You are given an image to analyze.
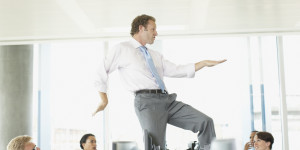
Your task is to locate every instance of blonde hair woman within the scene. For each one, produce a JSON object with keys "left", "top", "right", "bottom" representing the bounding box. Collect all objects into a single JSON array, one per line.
[{"left": 7, "top": 135, "right": 40, "bottom": 150}]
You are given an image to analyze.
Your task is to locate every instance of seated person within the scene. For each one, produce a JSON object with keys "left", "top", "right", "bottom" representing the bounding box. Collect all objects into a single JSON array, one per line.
[
  {"left": 7, "top": 135, "right": 40, "bottom": 150},
  {"left": 80, "top": 133, "right": 97, "bottom": 150},
  {"left": 244, "top": 130, "right": 258, "bottom": 150},
  {"left": 253, "top": 131, "right": 274, "bottom": 150}
]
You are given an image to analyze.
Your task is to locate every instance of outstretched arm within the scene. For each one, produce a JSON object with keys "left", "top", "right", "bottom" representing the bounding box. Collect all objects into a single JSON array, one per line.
[
  {"left": 195, "top": 59, "right": 227, "bottom": 72},
  {"left": 92, "top": 92, "right": 109, "bottom": 116}
]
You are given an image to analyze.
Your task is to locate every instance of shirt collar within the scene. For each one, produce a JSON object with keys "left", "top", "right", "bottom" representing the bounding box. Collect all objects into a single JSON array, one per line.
[{"left": 130, "top": 37, "right": 146, "bottom": 49}]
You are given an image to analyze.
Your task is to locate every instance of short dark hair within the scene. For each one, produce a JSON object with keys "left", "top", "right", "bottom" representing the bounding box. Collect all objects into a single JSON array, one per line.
[
  {"left": 130, "top": 14, "right": 156, "bottom": 36},
  {"left": 256, "top": 132, "right": 274, "bottom": 149},
  {"left": 80, "top": 133, "right": 95, "bottom": 149}
]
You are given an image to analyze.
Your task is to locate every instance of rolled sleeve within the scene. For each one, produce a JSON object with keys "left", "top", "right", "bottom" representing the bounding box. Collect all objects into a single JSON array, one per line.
[
  {"left": 94, "top": 64, "right": 108, "bottom": 93},
  {"left": 94, "top": 45, "right": 119, "bottom": 93},
  {"left": 95, "top": 83, "right": 107, "bottom": 93},
  {"left": 186, "top": 63, "right": 195, "bottom": 78},
  {"left": 163, "top": 58, "right": 196, "bottom": 78}
]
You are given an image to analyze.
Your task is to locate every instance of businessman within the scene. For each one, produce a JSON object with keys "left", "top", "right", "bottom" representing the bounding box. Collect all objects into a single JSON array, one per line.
[{"left": 94, "top": 14, "right": 226, "bottom": 150}]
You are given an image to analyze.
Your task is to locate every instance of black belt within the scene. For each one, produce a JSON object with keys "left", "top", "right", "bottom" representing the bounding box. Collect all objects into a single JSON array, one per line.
[{"left": 135, "top": 89, "right": 168, "bottom": 95}]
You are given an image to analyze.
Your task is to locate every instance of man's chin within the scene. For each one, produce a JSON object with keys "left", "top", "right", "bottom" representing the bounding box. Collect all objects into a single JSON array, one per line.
[{"left": 148, "top": 41, "right": 154, "bottom": 44}]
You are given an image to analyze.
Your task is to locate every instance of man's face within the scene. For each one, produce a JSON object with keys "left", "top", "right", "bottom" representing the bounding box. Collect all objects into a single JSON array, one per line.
[
  {"left": 250, "top": 131, "right": 257, "bottom": 143},
  {"left": 24, "top": 142, "right": 40, "bottom": 150},
  {"left": 141, "top": 20, "right": 158, "bottom": 44},
  {"left": 82, "top": 136, "right": 97, "bottom": 150}
]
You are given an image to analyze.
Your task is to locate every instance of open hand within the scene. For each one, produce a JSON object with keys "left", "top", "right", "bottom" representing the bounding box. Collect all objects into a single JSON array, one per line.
[{"left": 204, "top": 59, "right": 227, "bottom": 67}]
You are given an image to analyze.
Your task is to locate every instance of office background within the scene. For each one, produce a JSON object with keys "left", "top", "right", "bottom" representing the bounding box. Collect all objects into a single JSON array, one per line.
[{"left": 1, "top": 0, "right": 300, "bottom": 150}]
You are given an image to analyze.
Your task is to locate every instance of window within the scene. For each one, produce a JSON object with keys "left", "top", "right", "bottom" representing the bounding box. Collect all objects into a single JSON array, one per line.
[
  {"left": 282, "top": 36, "right": 300, "bottom": 150},
  {"left": 39, "top": 42, "right": 105, "bottom": 150},
  {"left": 36, "top": 36, "right": 299, "bottom": 150}
]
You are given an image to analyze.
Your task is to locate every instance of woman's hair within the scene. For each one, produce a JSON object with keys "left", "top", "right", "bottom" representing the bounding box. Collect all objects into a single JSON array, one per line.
[
  {"left": 80, "top": 133, "right": 95, "bottom": 149},
  {"left": 7, "top": 135, "right": 32, "bottom": 150},
  {"left": 130, "top": 14, "right": 156, "bottom": 36},
  {"left": 256, "top": 132, "right": 274, "bottom": 149}
]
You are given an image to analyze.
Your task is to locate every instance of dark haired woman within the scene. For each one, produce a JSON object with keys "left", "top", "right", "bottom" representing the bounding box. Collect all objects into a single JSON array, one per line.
[
  {"left": 253, "top": 132, "right": 274, "bottom": 150},
  {"left": 80, "top": 133, "right": 97, "bottom": 150}
]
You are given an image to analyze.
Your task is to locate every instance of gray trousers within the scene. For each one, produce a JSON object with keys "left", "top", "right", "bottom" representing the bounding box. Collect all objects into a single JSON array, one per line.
[{"left": 134, "top": 93, "right": 216, "bottom": 150}]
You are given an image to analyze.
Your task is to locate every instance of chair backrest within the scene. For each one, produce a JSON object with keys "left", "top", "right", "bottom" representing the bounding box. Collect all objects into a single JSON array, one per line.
[
  {"left": 144, "top": 129, "right": 161, "bottom": 150},
  {"left": 211, "top": 139, "right": 236, "bottom": 150},
  {"left": 112, "top": 141, "right": 138, "bottom": 150}
]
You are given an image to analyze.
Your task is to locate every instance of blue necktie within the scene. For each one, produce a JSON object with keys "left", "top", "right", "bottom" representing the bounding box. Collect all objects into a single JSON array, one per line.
[{"left": 139, "top": 46, "right": 166, "bottom": 92}]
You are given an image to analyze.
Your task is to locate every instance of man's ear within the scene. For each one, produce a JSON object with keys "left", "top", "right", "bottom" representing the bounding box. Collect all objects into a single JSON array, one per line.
[
  {"left": 139, "top": 25, "right": 144, "bottom": 31},
  {"left": 82, "top": 143, "right": 86, "bottom": 149}
]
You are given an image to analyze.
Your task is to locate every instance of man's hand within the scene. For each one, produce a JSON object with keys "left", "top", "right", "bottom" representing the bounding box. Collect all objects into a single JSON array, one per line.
[
  {"left": 204, "top": 59, "right": 227, "bottom": 67},
  {"left": 92, "top": 102, "right": 107, "bottom": 116},
  {"left": 195, "top": 59, "right": 227, "bottom": 71},
  {"left": 92, "top": 92, "right": 108, "bottom": 116}
]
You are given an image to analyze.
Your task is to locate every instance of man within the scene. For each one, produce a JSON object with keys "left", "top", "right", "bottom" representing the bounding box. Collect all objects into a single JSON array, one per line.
[
  {"left": 93, "top": 14, "right": 226, "bottom": 150},
  {"left": 244, "top": 131, "right": 258, "bottom": 150},
  {"left": 7, "top": 135, "right": 40, "bottom": 150}
]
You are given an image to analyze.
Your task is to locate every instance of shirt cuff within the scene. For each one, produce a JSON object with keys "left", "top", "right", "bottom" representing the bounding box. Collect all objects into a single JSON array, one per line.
[
  {"left": 94, "top": 82, "right": 107, "bottom": 93},
  {"left": 186, "top": 63, "right": 195, "bottom": 78}
]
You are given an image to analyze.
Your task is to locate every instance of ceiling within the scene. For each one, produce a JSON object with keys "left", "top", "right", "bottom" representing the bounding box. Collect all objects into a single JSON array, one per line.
[{"left": 1, "top": 0, "right": 300, "bottom": 43}]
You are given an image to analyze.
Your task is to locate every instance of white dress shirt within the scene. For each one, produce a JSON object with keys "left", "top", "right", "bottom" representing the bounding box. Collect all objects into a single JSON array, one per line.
[{"left": 95, "top": 38, "right": 195, "bottom": 93}]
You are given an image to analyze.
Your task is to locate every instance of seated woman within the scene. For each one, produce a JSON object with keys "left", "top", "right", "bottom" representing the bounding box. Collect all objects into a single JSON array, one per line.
[
  {"left": 80, "top": 133, "right": 97, "bottom": 150},
  {"left": 253, "top": 131, "right": 274, "bottom": 150},
  {"left": 7, "top": 135, "right": 40, "bottom": 150}
]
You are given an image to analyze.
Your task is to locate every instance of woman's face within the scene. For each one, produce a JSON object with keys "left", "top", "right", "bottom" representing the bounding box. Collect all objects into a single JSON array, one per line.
[
  {"left": 253, "top": 135, "right": 271, "bottom": 150},
  {"left": 82, "top": 136, "right": 97, "bottom": 150},
  {"left": 24, "top": 142, "right": 40, "bottom": 150}
]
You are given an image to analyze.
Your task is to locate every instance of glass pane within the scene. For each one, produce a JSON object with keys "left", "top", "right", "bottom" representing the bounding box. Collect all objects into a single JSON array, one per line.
[
  {"left": 248, "top": 37, "right": 264, "bottom": 132},
  {"left": 160, "top": 37, "right": 250, "bottom": 149},
  {"left": 282, "top": 35, "right": 300, "bottom": 150},
  {"left": 41, "top": 41, "right": 105, "bottom": 150},
  {"left": 260, "top": 36, "right": 282, "bottom": 150}
]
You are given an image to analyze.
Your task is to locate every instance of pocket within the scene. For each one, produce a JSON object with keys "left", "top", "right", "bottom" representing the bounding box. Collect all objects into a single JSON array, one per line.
[
  {"left": 137, "top": 98, "right": 156, "bottom": 111},
  {"left": 135, "top": 94, "right": 165, "bottom": 111},
  {"left": 134, "top": 95, "right": 141, "bottom": 111},
  {"left": 134, "top": 95, "right": 155, "bottom": 111}
]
